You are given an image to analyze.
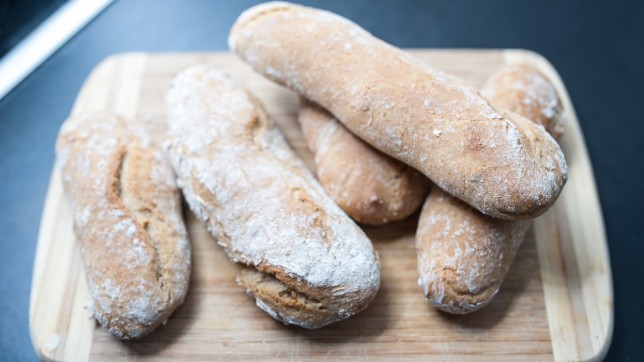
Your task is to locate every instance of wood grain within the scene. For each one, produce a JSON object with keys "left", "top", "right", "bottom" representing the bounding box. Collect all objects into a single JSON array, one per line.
[{"left": 29, "top": 50, "right": 612, "bottom": 361}]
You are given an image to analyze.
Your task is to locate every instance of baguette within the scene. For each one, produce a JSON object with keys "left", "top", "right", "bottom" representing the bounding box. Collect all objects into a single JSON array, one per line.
[
  {"left": 229, "top": 2, "right": 568, "bottom": 220},
  {"left": 56, "top": 113, "right": 191, "bottom": 339},
  {"left": 298, "top": 98, "right": 430, "bottom": 225},
  {"left": 416, "top": 64, "right": 565, "bottom": 314},
  {"left": 165, "top": 65, "right": 380, "bottom": 328}
]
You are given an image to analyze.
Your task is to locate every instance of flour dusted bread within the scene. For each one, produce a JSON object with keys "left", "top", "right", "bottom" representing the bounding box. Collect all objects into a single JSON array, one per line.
[
  {"left": 482, "top": 64, "right": 565, "bottom": 138},
  {"left": 416, "top": 188, "right": 529, "bottom": 314},
  {"left": 229, "top": 1, "right": 567, "bottom": 220},
  {"left": 56, "top": 113, "right": 191, "bottom": 340},
  {"left": 416, "top": 64, "right": 566, "bottom": 314},
  {"left": 298, "top": 98, "right": 430, "bottom": 225},
  {"left": 165, "top": 65, "right": 380, "bottom": 328}
]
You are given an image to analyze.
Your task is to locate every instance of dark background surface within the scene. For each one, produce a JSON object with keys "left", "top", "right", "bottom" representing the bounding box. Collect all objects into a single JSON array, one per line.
[
  {"left": 1, "top": 0, "right": 642, "bottom": 360},
  {"left": 0, "top": 0, "right": 67, "bottom": 57}
]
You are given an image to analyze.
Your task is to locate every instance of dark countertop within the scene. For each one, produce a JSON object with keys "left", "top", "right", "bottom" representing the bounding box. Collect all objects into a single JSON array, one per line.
[{"left": 1, "top": 0, "right": 642, "bottom": 360}]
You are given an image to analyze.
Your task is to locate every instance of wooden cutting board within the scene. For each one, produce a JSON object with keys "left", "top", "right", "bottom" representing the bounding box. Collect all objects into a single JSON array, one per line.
[{"left": 29, "top": 50, "right": 613, "bottom": 361}]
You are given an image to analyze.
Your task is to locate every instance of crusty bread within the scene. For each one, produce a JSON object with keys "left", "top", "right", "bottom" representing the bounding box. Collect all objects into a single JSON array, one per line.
[
  {"left": 229, "top": 1, "right": 568, "bottom": 220},
  {"left": 298, "top": 98, "right": 430, "bottom": 225},
  {"left": 416, "top": 65, "right": 565, "bottom": 314},
  {"left": 165, "top": 65, "right": 380, "bottom": 328},
  {"left": 416, "top": 188, "right": 530, "bottom": 314},
  {"left": 56, "top": 113, "right": 191, "bottom": 339},
  {"left": 481, "top": 64, "right": 565, "bottom": 138}
]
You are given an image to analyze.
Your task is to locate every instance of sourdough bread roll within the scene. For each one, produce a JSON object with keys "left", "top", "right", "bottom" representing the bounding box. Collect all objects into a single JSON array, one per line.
[
  {"left": 416, "top": 188, "right": 530, "bottom": 314},
  {"left": 481, "top": 64, "right": 565, "bottom": 138},
  {"left": 416, "top": 65, "right": 565, "bottom": 314},
  {"left": 229, "top": 1, "right": 568, "bottom": 220},
  {"left": 298, "top": 98, "right": 430, "bottom": 225},
  {"left": 56, "top": 113, "right": 191, "bottom": 340},
  {"left": 165, "top": 65, "right": 380, "bottom": 329}
]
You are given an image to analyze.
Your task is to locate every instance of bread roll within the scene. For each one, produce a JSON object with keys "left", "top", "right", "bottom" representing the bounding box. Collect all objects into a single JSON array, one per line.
[
  {"left": 56, "top": 113, "right": 191, "bottom": 339},
  {"left": 298, "top": 98, "right": 430, "bottom": 225},
  {"left": 229, "top": 1, "right": 567, "bottom": 220},
  {"left": 416, "top": 188, "right": 530, "bottom": 313},
  {"left": 165, "top": 65, "right": 380, "bottom": 329},
  {"left": 416, "top": 64, "right": 565, "bottom": 314},
  {"left": 481, "top": 64, "right": 565, "bottom": 138}
]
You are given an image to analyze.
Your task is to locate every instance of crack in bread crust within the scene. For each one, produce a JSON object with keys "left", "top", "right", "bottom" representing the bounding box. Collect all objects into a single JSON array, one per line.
[
  {"left": 56, "top": 113, "right": 190, "bottom": 340},
  {"left": 237, "top": 267, "right": 333, "bottom": 328}
]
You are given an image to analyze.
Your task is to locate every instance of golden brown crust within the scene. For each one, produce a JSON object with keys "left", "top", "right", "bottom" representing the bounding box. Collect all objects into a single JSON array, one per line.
[
  {"left": 298, "top": 98, "right": 430, "bottom": 225},
  {"left": 229, "top": 2, "right": 567, "bottom": 220},
  {"left": 165, "top": 65, "right": 380, "bottom": 329},
  {"left": 415, "top": 64, "right": 565, "bottom": 314},
  {"left": 415, "top": 188, "right": 529, "bottom": 314},
  {"left": 481, "top": 64, "right": 565, "bottom": 139},
  {"left": 56, "top": 113, "right": 191, "bottom": 340}
]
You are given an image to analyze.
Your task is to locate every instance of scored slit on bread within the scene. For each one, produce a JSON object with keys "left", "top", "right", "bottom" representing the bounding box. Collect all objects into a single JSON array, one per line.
[{"left": 56, "top": 113, "right": 191, "bottom": 339}]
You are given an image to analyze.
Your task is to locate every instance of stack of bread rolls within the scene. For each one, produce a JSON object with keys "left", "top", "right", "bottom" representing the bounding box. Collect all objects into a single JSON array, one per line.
[
  {"left": 229, "top": 2, "right": 567, "bottom": 221},
  {"left": 415, "top": 64, "right": 566, "bottom": 313},
  {"left": 55, "top": 1, "right": 568, "bottom": 339},
  {"left": 228, "top": 1, "right": 567, "bottom": 315}
]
